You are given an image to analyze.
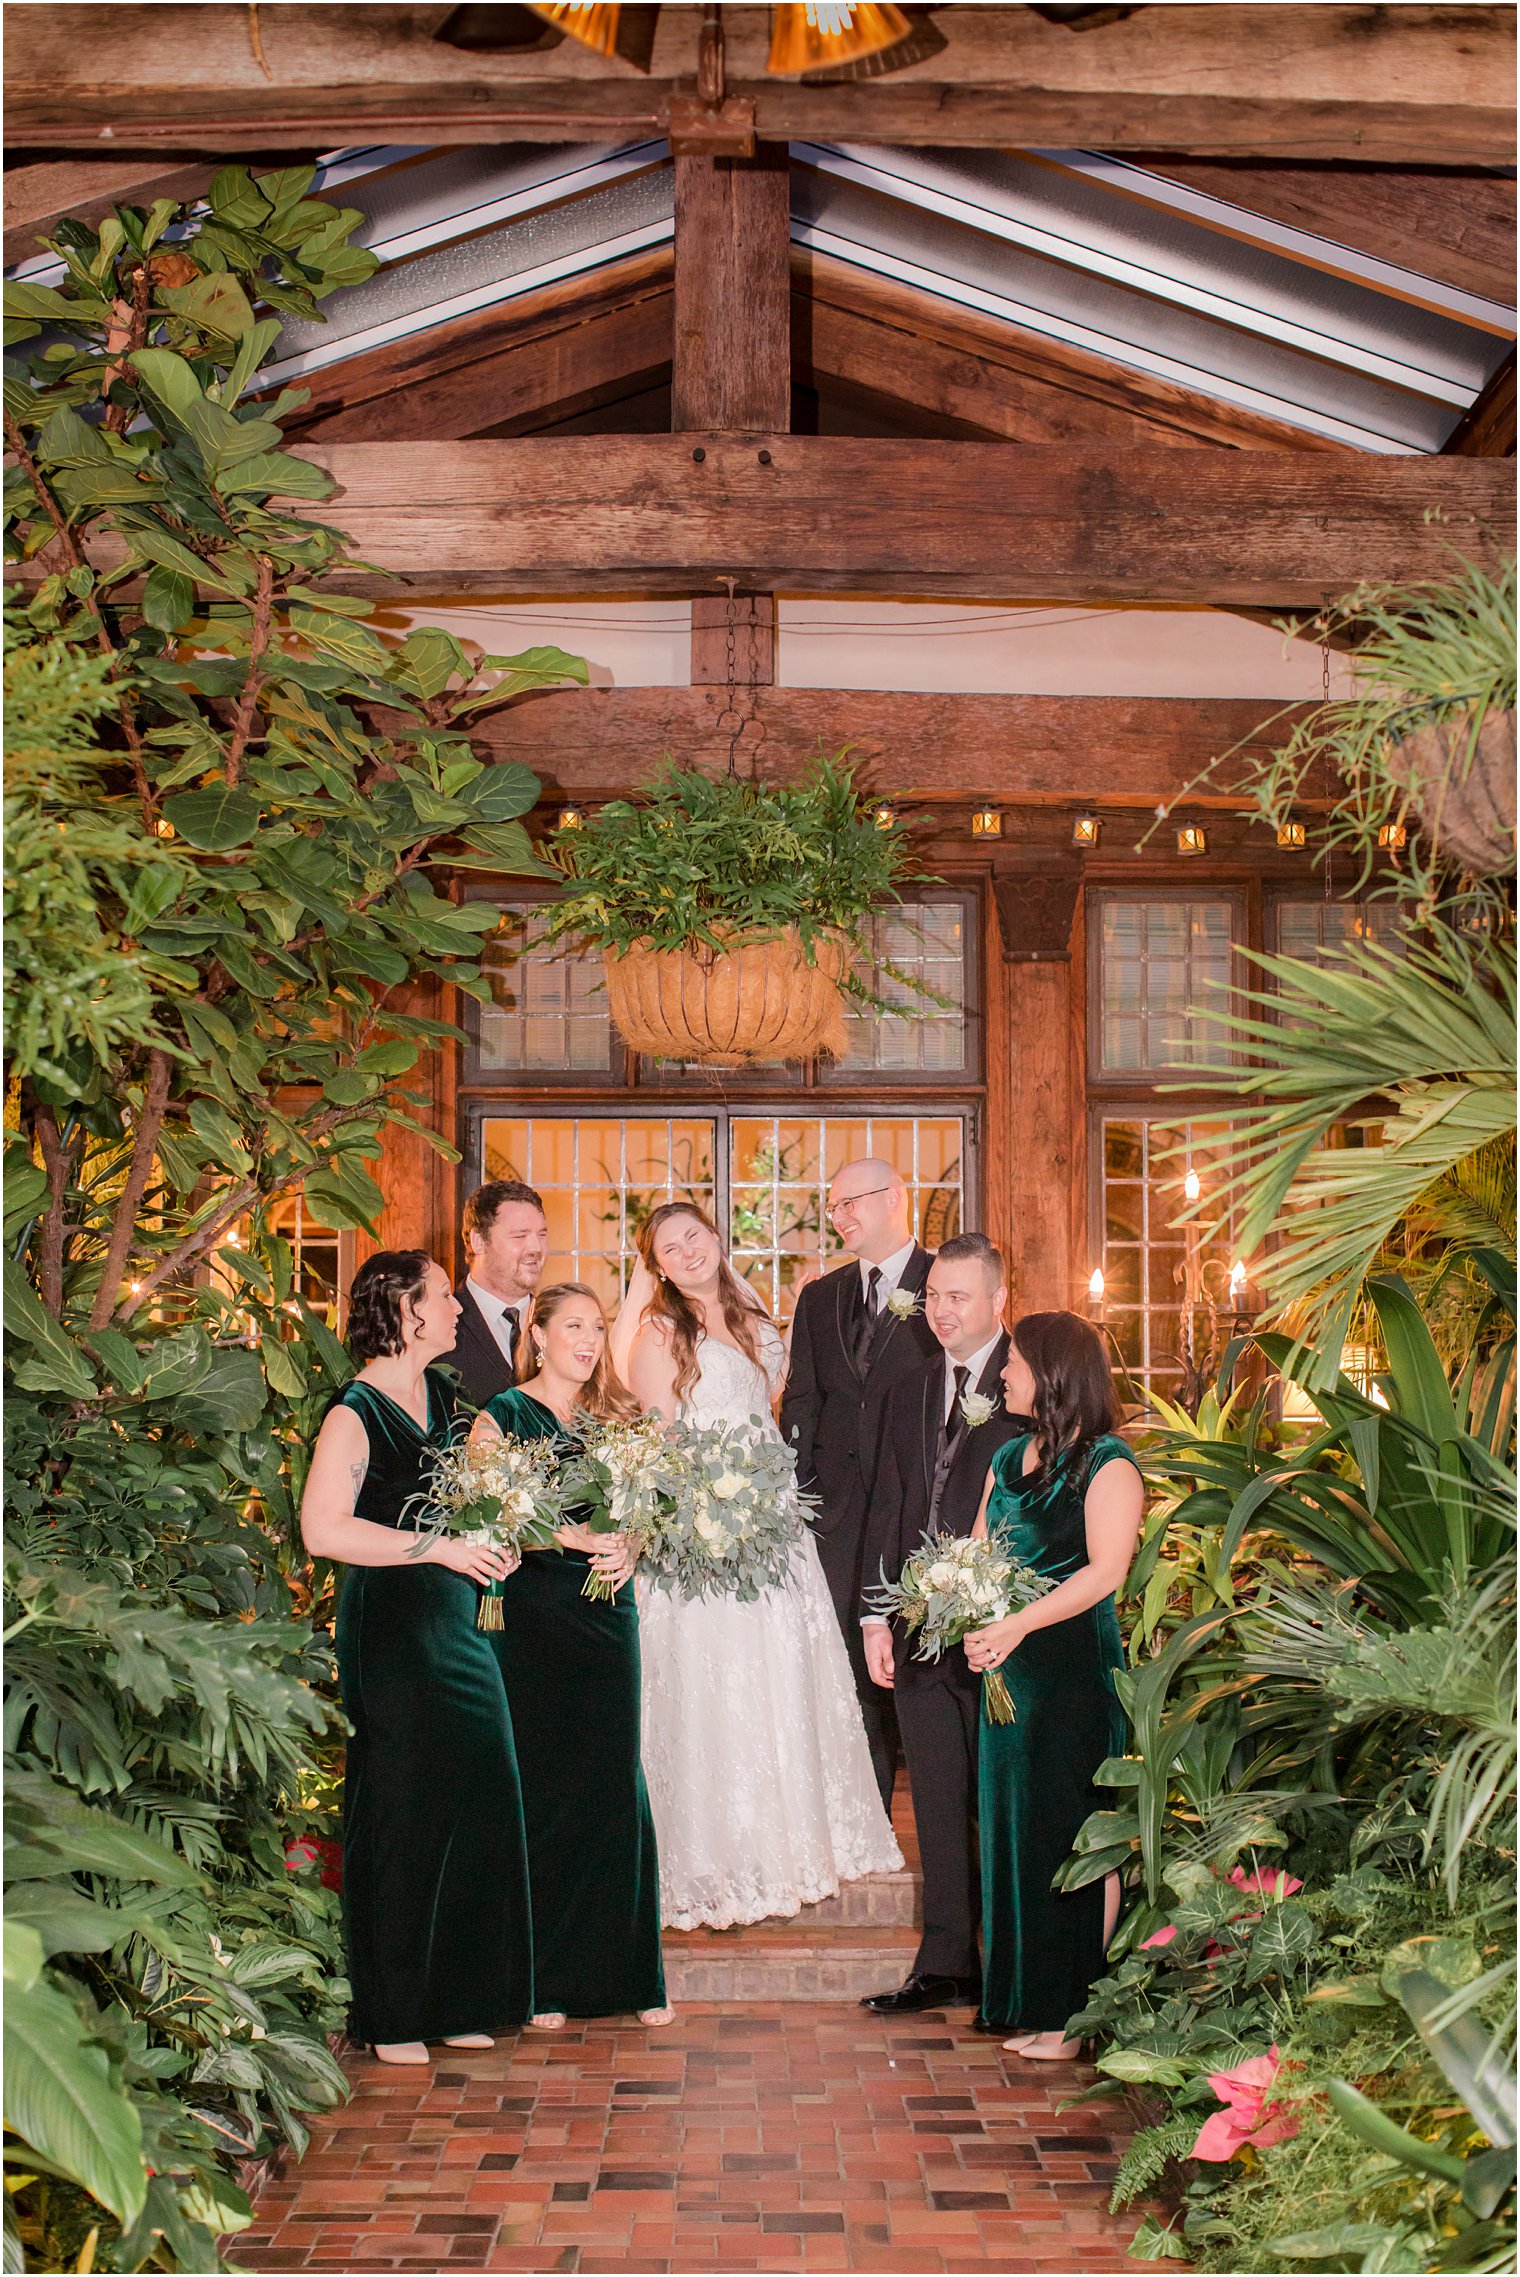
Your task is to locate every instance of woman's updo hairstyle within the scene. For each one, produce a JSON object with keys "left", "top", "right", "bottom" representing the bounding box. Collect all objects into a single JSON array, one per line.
[
  {"left": 1011, "top": 1310, "right": 1121, "bottom": 1475},
  {"left": 346, "top": 1250, "right": 433, "bottom": 1361}
]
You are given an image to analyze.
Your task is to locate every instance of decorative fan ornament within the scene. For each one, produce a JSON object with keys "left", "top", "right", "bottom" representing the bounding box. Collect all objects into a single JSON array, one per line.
[{"left": 524, "top": 0, "right": 926, "bottom": 74}]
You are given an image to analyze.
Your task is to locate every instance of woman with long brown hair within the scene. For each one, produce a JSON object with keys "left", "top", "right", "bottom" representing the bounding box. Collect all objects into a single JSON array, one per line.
[
  {"left": 470, "top": 1283, "right": 669, "bottom": 2028},
  {"left": 963, "top": 1310, "right": 1144, "bottom": 2060},
  {"left": 619, "top": 1203, "right": 901, "bottom": 1931}
]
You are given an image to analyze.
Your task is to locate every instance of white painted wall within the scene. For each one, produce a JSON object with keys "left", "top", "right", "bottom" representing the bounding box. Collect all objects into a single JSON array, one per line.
[{"left": 391, "top": 597, "right": 1357, "bottom": 698}]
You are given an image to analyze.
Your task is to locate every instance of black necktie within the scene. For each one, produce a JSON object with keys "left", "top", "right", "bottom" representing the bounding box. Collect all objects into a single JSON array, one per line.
[
  {"left": 853, "top": 1267, "right": 882, "bottom": 1371},
  {"left": 503, "top": 1304, "right": 520, "bottom": 1376},
  {"left": 945, "top": 1363, "right": 970, "bottom": 1439}
]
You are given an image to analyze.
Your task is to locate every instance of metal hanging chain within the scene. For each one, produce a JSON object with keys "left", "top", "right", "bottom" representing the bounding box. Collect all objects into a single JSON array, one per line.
[
  {"left": 1321, "top": 632, "right": 1334, "bottom": 905},
  {"left": 712, "top": 575, "right": 745, "bottom": 778}
]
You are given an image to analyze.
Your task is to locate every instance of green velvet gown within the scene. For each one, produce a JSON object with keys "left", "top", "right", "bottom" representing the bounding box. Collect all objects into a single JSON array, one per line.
[
  {"left": 483, "top": 1388, "right": 665, "bottom": 2018},
  {"left": 978, "top": 1432, "right": 1137, "bottom": 2035},
  {"left": 331, "top": 1369, "right": 534, "bottom": 2044}
]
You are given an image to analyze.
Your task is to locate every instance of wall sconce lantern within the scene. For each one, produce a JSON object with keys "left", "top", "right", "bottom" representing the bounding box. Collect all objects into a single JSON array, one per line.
[
  {"left": 1072, "top": 814, "right": 1100, "bottom": 848},
  {"left": 1276, "top": 820, "right": 1307, "bottom": 850},
  {"left": 1378, "top": 821, "right": 1408, "bottom": 851},
  {"left": 970, "top": 805, "right": 1003, "bottom": 839},
  {"left": 1176, "top": 823, "right": 1208, "bottom": 858},
  {"left": 873, "top": 802, "right": 898, "bottom": 831},
  {"left": 557, "top": 807, "right": 585, "bottom": 832}
]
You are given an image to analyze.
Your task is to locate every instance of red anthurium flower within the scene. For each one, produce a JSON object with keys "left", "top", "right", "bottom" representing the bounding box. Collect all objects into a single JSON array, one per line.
[
  {"left": 1227, "top": 1866, "right": 1303, "bottom": 1900},
  {"left": 1191, "top": 2046, "right": 1299, "bottom": 2161}
]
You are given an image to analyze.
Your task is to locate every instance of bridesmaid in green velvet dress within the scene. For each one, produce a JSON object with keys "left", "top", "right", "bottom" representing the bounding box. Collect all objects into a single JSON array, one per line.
[
  {"left": 300, "top": 1251, "right": 534, "bottom": 2066},
  {"left": 470, "top": 1282, "right": 670, "bottom": 2030},
  {"left": 963, "top": 1310, "right": 1144, "bottom": 2061}
]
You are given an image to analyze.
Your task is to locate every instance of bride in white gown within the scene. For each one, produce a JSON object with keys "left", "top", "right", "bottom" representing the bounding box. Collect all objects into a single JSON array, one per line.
[{"left": 616, "top": 1201, "right": 902, "bottom": 1931}]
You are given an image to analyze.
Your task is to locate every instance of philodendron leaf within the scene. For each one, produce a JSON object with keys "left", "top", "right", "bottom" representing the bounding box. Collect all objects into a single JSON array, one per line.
[
  {"left": 2, "top": 1974, "right": 147, "bottom": 2226},
  {"left": 161, "top": 785, "right": 261, "bottom": 851}
]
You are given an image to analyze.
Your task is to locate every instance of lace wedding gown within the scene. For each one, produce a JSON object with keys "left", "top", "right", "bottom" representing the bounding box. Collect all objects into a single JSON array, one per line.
[{"left": 637, "top": 1322, "right": 903, "bottom": 1930}]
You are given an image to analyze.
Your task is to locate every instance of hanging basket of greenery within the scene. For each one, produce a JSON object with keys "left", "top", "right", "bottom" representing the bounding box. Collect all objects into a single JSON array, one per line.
[
  {"left": 1385, "top": 702, "right": 1516, "bottom": 877},
  {"left": 543, "top": 754, "right": 925, "bottom": 1067}
]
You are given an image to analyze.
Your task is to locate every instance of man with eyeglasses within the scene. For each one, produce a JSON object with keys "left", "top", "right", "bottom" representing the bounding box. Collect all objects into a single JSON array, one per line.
[{"left": 780, "top": 1158, "right": 937, "bottom": 1808}]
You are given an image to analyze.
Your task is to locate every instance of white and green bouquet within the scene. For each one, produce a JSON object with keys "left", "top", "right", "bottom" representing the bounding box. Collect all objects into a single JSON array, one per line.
[
  {"left": 408, "top": 1433, "right": 568, "bottom": 1629},
  {"left": 865, "top": 1530, "right": 1053, "bottom": 1722},
  {"left": 638, "top": 1419, "right": 806, "bottom": 1605},
  {"left": 566, "top": 1412, "right": 689, "bottom": 1602}
]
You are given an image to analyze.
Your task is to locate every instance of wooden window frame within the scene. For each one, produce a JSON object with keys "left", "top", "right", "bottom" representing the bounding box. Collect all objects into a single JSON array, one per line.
[{"left": 1086, "top": 885, "right": 1247, "bottom": 1091}]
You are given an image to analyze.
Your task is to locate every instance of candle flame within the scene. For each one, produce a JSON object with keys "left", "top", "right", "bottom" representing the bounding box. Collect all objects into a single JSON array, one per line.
[
  {"left": 1229, "top": 1260, "right": 1247, "bottom": 1297},
  {"left": 1088, "top": 1268, "right": 1105, "bottom": 1300},
  {"left": 1183, "top": 1169, "right": 1201, "bottom": 1202}
]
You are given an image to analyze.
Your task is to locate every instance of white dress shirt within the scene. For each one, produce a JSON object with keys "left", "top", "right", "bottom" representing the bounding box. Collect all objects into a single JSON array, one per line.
[
  {"left": 943, "top": 1333, "right": 1003, "bottom": 1424},
  {"left": 861, "top": 1238, "right": 917, "bottom": 1308},
  {"left": 466, "top": 1275, "right": 529, "bottom": 1368}
]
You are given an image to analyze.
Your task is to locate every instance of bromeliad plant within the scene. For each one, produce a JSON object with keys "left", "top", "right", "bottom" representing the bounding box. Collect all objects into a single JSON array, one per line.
[{"left": 3, "top": 169, "right": 585, "bottom": 2271}]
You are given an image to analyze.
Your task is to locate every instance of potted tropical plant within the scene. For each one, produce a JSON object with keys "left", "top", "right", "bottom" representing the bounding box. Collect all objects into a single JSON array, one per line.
[{"left": 543, "top": 753, "right": 927, "bottom": 1066}]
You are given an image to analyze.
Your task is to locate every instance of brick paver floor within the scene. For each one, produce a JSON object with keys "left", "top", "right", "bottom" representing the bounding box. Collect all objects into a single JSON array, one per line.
[{"left": 241, "top": 2005, "right": 1141, "bottom": 2274}]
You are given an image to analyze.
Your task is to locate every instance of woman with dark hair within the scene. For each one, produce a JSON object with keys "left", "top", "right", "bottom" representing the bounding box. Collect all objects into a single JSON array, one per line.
[
  {"left": 469, "top": 1284, "right": 669, "bottom": 2028},
  {"left": 616, "top": 1203, "right": 901, "bottom": 1930},
  {"left": 300, "top": 1251, "right": 533, "bottom": 2064},
  {"left": 963, "top": 1310, "right": 1144, "bottom": 2059}
]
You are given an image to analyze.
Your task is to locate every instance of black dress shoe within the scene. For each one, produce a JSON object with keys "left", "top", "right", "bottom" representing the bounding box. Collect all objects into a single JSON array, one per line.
[
  {"left": 970, "top": 2013, "right": 1003, "bottom": 2035},
  {"left": 861, "top": 1973, "right": 982, "bottom": 2015}
]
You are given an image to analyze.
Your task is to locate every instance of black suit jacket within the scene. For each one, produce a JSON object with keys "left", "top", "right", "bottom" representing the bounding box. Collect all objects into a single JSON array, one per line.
[
  {"left": 449, "top": 1282, "right": 519, "bottom": 1409},
  {"left": 780, "top": 1248, "right": 939, "bottom": 1538},
  {"left": 860, "top": 1335, "right": 1028, "bottom": 1687}
]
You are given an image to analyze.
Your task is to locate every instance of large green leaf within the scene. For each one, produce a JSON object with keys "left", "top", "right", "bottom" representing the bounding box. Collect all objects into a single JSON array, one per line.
[
  {"left": 3, "top": 1974, "right": 147, "bottom": 2226},
  {"left": 3, "top": 1264, "right": 97, "bottom": 1398},
  {"left": 161, "top": 785, "right": 261, "bottom": 851}
]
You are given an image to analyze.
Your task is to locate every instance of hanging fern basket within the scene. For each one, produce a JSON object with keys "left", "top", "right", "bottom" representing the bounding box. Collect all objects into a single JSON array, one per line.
[
  {"left": 1386, "top": 705, "right": 1517, "bottom": 876},
  {"left": 603, "top": 929, "right": 851, "bottom": 1068}
]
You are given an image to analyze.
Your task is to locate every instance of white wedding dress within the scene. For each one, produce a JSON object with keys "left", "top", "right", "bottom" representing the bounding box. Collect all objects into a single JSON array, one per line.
[{"left": 637, "top": 1321, "right": 903, "bottom": 1930}]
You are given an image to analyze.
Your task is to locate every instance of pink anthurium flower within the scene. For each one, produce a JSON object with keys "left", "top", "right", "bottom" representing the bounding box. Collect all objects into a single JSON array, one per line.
[
  {"left": 1227, "top": 1866, "right": 1303, "bottom": 1899},
  {"left": 1140, "top": 1925, "right": 1178, "bottom": 1949},
  {"left": 1191, "top": 2046, "right": 1299, "bottom": 2162}
]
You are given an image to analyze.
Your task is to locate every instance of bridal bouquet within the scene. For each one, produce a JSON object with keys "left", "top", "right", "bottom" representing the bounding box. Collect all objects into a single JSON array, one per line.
[
  {"left": 638, "top": 1419, "right": 805, "bottom": 1605},
  {"left": 408, "top": 1435, "right": 567, "bottom": 1628},
  {"left": 566, "top": 1413, "right": 689, "bottom": 1601},
  {"left": 865, "top": 1531, "right": 1052, "bottom": 1722}
]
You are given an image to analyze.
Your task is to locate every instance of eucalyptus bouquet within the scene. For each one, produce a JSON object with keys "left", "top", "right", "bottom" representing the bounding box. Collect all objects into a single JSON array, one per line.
[
  {"left": 639, "top": 1419, "right": 806, "bottom": 1605},
  {"left": 567, "top": 1412, "right": 689, "bottom": 1602},
  {"left": 866, "top": 1531, "right": 1052, "bottom": 1722},
  {"left": 408, "top": 1434, "right": 568, "bottom": 1629}
]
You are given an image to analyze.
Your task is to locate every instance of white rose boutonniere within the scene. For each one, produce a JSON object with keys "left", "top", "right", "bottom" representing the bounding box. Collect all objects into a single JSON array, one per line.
[
  {"left": 959, "top": 1390, "right": 997, "bottom": 1429},
  {"left": 885, "top": 1286, "right": 920, "bottom": 1322}
]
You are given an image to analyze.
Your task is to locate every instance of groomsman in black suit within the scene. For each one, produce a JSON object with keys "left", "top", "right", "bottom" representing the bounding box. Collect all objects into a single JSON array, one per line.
[
  {"left": 780, "top": 1158, "right": 939, "bottom": 1807},
  {"left": 858, "top": 1232, "right": 1026, "bottom": 2015},
  {"left": 450, "top": 1179, "right": 549, "bottom": 1407}
]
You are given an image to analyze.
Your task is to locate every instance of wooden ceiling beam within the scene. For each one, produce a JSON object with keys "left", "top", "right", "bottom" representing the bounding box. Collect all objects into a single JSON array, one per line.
[
  {"left": 263, "top": 436, "right": 1512, "bottom": 604},
  {"left": 793, "top": 254, "right": 1343, "bottom": 455},
  {"left": 1136, "top": 156, "right": 1518, "bottom": 310},
  {"left": 672, "top": 146, "right": 790, "bottom": 431},
  {"left": 6, "top": 5, "right": 1512, "bottom": 165},
  {"left": 438, "top": 686, "right": 1319, "bottom": 809},
  {"left": 284, "top": 255, "right": 675, "bottom": 443},
  {"left": 1443, "top": 351, "right": 1517, "bottom": 457}
]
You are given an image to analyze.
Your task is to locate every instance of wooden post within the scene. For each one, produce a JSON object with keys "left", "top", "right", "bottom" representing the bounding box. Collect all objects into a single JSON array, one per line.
[
  {"left": 672, "top": 144, "right": 790, "bottom": 431},
  {"left": 990, "top": 861, "right": 1084, "bottom": 1315}
]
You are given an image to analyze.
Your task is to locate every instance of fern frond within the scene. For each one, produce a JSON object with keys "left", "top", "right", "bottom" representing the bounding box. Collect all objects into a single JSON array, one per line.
[{"left": 1110, "top": 2118, "right": 1199, "bottom": 2212}]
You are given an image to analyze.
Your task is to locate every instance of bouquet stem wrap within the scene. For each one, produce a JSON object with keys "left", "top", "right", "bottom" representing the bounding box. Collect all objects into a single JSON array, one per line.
[{"left": 865, "top": 1530, "right": 1052, "bottom": 1722}]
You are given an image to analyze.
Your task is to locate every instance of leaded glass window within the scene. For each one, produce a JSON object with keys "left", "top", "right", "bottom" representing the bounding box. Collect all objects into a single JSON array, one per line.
[
  {"left": 827, "top": 899, "right": 971, "bottom": 1077},
  {"left": 473, "top": 906, "right": 612, "bottom": 1076},
  {"left": 1097, "top": 897, "right": 1234, "bottom": 1076}
]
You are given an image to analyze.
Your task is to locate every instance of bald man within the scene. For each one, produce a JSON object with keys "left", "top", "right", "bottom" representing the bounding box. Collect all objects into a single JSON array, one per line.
[{"left": 780, "top": 1160, "right": 938, "bottom": 1807}]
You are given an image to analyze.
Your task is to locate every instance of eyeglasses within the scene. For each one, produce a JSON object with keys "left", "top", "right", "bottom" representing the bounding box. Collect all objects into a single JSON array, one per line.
[{"left": 826, "top": 1186, "right": 895, "bottom": 1220}]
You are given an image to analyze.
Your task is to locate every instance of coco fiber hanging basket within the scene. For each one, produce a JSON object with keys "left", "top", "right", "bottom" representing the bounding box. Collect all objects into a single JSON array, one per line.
[
  {"left": 1385, "top": 705, "right": 1517, "bottom": 877},
  {"left": 603, "top": 929, "right": 851, "bottom": 1068}
]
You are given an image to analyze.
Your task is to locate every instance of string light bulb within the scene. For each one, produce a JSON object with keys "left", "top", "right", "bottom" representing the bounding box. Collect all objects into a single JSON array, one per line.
[
  {"left": 1072, "top": 814, "right": 1100, "bottom": 848},
  {"left": 1175, "top": 823, "right": 1207, "bottom": 858},
  {"left": 1276, "top": 820, "right": 1307, "bottom": 850},
  {"left": 970, "top": 805, "right": 1002, "bottom": 839},
  {"left": 1378, "top": 821, "right": 1408, "bottom": 851}
]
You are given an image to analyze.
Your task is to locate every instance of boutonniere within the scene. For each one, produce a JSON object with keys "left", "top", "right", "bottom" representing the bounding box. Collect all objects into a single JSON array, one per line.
[
  {"left": 885, "top": 1286, "right": 920, "bottom": 1322},
  {"left": 959, "top": 1390, "right": 997, "bottom": 1429}
]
